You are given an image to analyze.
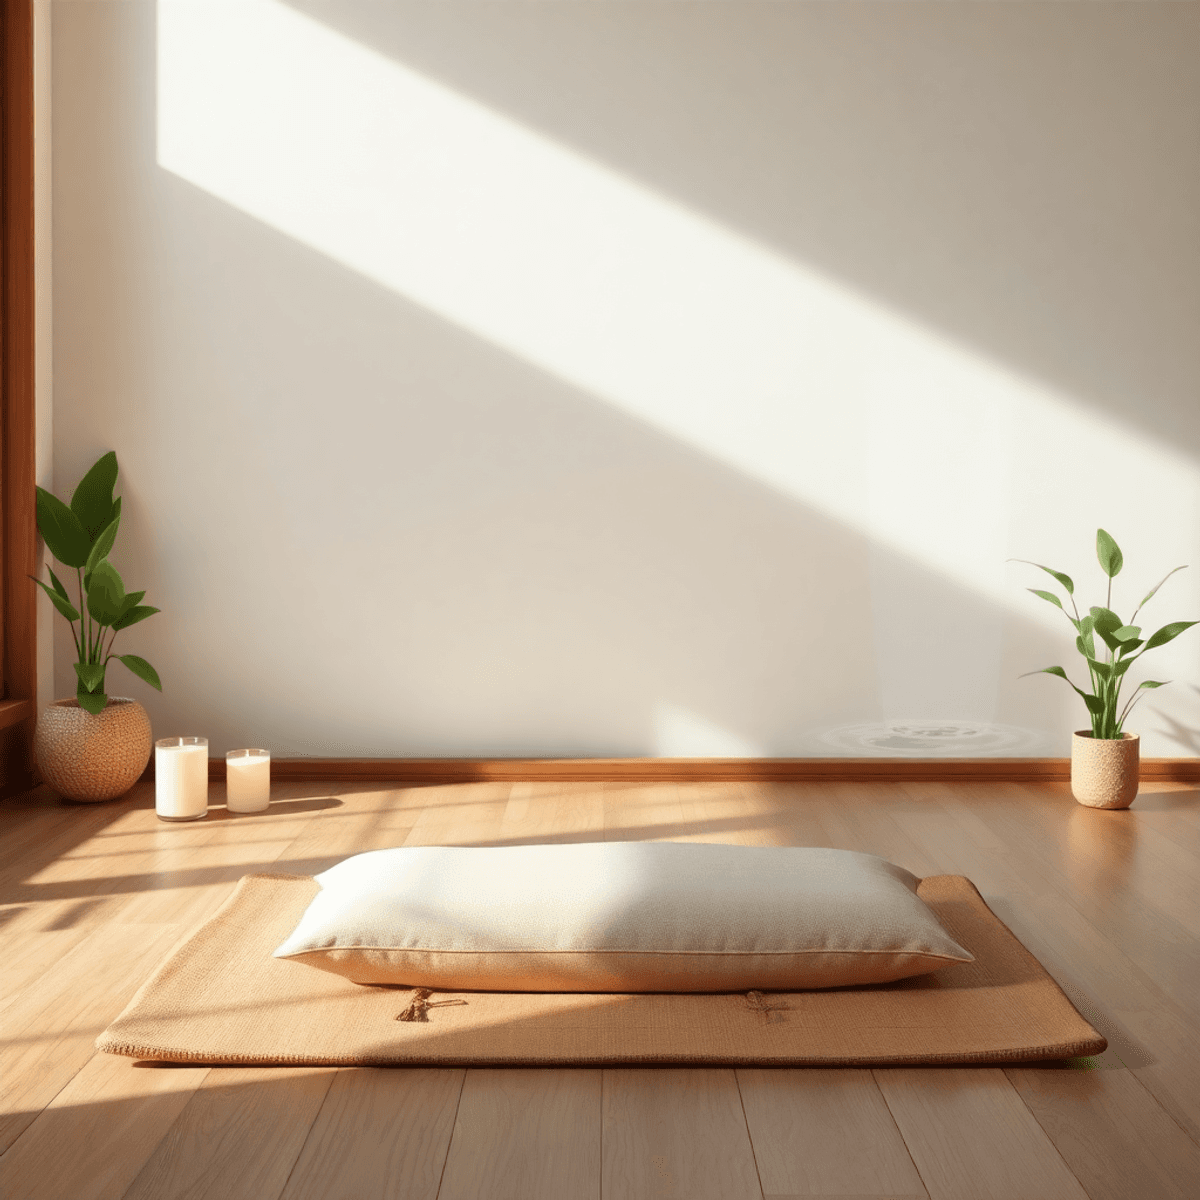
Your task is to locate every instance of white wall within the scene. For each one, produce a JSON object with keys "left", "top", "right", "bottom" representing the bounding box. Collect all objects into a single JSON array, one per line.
[
  {"left": 50, "top": 1, "right": 1200, "bottom": 759},
  {"left": 34, "top": 0, "right": 53, "bottom": 714}
]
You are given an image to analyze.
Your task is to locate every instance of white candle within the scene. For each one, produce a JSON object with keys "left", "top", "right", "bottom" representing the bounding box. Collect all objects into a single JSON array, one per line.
[
  {"left": 226, "top": 749, "right": 270, "bottom": 813},
  {"left": 156, "top": 737, "right": 208, "bottom": 821}
]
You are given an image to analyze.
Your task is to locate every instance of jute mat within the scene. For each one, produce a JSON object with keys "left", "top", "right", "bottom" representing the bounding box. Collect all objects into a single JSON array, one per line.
[{"left": 97, "top": 873, "right": 1106, "bottom": 1067}]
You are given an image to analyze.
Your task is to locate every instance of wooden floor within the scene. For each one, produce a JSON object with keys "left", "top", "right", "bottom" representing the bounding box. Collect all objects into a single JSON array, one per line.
[{"left": 2, "top": 776, "right": 1199, "bottom": 1200}]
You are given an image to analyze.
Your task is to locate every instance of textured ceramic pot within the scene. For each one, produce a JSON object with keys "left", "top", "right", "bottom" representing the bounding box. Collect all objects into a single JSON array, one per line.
[
  {"left": 34, "top": 698, "right": 153, "bottom": 802},
  {"left": 1071, "top": 731, "right": 1139, "bottom": 810}
]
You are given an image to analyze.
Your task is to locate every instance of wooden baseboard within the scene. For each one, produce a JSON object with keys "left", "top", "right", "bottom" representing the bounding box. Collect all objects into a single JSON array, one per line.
[
  {"left": 137, "top": 756, "right": 1200, "bottom": 785},
  {"left": 0, "top": 698, "right": 32, "bottom": 732}
]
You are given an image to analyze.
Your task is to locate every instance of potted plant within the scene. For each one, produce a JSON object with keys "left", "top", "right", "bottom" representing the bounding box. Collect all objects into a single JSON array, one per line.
[
  {"left": 30, "top": 451, "right": 163, "bottom": 802},
  {"left": 1016, "top": 529, "right": 1196, "bottom": 808}
]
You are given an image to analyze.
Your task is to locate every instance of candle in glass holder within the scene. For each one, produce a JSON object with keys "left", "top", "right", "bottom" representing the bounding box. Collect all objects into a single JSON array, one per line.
[
  {"left": 156, "top": 737, "right": 208, "bottom": 821},
  {"left": 226, "top": 749, "right": 270, "bottom": 813}
]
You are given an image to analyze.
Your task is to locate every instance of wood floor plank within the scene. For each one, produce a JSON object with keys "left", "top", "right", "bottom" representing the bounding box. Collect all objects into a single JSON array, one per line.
[
  {"left": 1121, "top": 782, "right": 1200, "bottom": 834},
  {"left": 738, "top": 1068, "right": 928, "bottom": 1198},
  {"left": 971, "top": 887, "right": 1200, "bottom": 1144},
  {"left": 500, "top": 780, "right": 605, "bottom": 844},
  {"left": 277, "top": 1068, "right": 463, "bottom": 1200},
  {"left": 745, "top": 780, "right": 838, "bottom": 850},
  {"left": 0, "top": 927, "right": 90, "bottom": 1005},
  {"left": 92, "top": 837, "right": 300, "bottom": 930},
  {"left": 2, "top": 776, "right": 1198, "bottom": 1197},
  {"left": 602, "top": 1068, "right": 761, "bottom": 1200},
  {"left": 1122, "top": 1005, "right": 1200, "bottom": 1145},
  {"left": 1005, "top": 1066, "right": 1200, "bottom": 1200},
  {"left": 189, "top": 783, "right": 351, "bottom": 865},
  {"left": 0, "top": 790, "right": 129, "bottom": 874},
  {"left": 898, "top": 782, "right": 1200, "bottom": 1055},
  {"left": 437, "top": 1069, "right": 600, "bottom": 1200},
  {"left": 275, "top": 786, "right": 426, "bottom": 876},
  {"left": 810, "top": 783, "right": 945, "bottom": 879},
  {"left": 8, "top": 793, "right": 299, "bottom": 932},
  {"left": 121, "top": 1066, "right": 337, "bottom": 1200},
  {"left": 0, "top": 922, "right": 184, "bottom": 1152},
  {"left": 875, "top": 1068, "right": 1089, "bottom": 1200},
  {"left": 601, "top": 780, "right": 687, "bottom": 842},
  {"left": 960, "top": 784, "right": 1200, "bottom": 1016},
  {"left": 0, "top": 1053, "right": 209, "bottom": 1200},
  {"left": 402, "top": 782, "right": 512, "bottom": 848},
  {"left": 672, "top": 781, "right": 778, "bottom": 846}
]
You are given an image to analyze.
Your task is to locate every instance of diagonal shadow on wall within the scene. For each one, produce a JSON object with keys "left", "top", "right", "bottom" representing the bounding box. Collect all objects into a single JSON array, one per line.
[
  {"left": 285, "top": 0, "right": 1200, "bottom": 462},
  {"left": 49, "top": 0, "right": 1199, "bottom": 757}
]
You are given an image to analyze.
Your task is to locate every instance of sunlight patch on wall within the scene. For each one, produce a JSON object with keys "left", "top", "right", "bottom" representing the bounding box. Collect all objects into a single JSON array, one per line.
[
  {"left": 157, "top": 0, "right": 1199, "bottom": 632},
  {"left": 653, "top": 703, "right": 763, "bottom": 759}
]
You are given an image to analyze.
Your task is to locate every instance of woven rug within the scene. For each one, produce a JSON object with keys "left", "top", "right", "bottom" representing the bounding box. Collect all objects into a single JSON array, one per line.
[{"left": 97, "top": 873, "right": 1105, "bottom": 1066}]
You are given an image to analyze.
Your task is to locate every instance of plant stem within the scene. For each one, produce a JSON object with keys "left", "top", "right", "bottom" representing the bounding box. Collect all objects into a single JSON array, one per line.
[
  {"left": 1117, "top": 685, "right": 1147, "bottom": 731},
  {"left": 77, "top": 568, "right": 90, "bottom": 663}
]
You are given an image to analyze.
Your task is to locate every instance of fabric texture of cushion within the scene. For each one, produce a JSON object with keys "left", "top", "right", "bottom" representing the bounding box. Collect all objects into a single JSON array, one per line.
[{"left": 273, "top": 841, "right": 973, "bottom": 992}]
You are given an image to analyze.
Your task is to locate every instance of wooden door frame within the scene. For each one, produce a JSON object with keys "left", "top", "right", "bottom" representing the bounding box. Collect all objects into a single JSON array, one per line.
[{"left": 1, "top": 0, "right": 38, "bottom": 794}]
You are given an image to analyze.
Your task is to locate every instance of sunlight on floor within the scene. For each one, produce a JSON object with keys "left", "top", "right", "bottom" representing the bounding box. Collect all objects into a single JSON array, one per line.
[{"left": 157, "top": 0, "right": 1199, "bottom": 633}]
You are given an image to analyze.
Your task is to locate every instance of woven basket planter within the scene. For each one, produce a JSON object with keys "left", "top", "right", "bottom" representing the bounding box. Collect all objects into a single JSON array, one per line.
[
  {"left": 34, "top": 698, "right": 153, "bottom": 803},
  {"left": 1070, "top": 731, "right": 1139, "bottom": 810}
]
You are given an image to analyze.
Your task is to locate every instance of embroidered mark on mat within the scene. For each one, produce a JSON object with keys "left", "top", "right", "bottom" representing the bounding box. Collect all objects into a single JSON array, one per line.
[
  {"left": 745, "top": 990, "right": 789, "bottom": 1024},
  {"left": 396, "top": 988, "right": 469, "bottom": 1023}
]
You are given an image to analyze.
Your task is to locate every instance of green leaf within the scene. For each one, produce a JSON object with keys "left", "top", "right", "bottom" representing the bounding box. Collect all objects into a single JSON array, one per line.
[
  {"left": 1116, "top": 638, "right": 1143, "bottom": 658},
  {"left": 84, "top": 514, "right": 121, "bottom": 576},
  {"left": 116, "top": 654, "right": 162, "bottom": 691},
  {"left": 1077, "top": 614, "right": 1096, "bottom": 658},
  {"left": 74, "top": 661, "right": 106, "bottom": 692},
  {"left": 47, "top": 566, "right": 71, "bottom": 601},
  {"left": 1141, "top": 620, "right": 1199, "bottom": 652},
  {"left": 1089, "top": 606, "right": 1126, "bottom": 652},
  {"left": 1011, "top": 560, "right": 1074, "bottom": 596},
  {"left": 1089, "top": 660, "right": 1113, "bottom": 681},
  {"left": 111, "top": 605, "right": 160, "bottom": 632},
  {"left": 76, "top": 687, "right": 108, "bottom": 716},
  {"left": 1135, "top": 565, "right": 1187, "bottom": 614},
  {"left": 1089, "top": 607, "right": 1122, "bottom": 635},
  {"left": 85, "top": 560, "right": 126, "bottom": 626},
  {"left": 1131, "top": 680, "right": 1169, "bottom": 691},
  {"left": 30, "top": 576, "right": 81, "bottom": 622},
  {"left": 1028, "top": 588, "right": 1064, "bottom": 611},
  {"left": 1020, "top": 665, "right": 1104, "bottom": 715},
  {"left": 1096, "top": 529, "right": 1124, "bottom": 578},
  {"left": 70, "top": 451, "right": 119, "bottom": 540},
  {"left": 118, "top": 590, "right": 145, "bottom": 614},
  {"left": 1112, "top": 624, "right": 1141, "bottom": 643},
  {"left": 35, "top": 487, "right": 91, "bottom": 568}
]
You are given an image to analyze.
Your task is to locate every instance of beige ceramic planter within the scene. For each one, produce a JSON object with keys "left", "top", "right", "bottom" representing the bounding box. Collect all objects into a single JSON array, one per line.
[
  {"left": 1070, "top": 731, "right": 1139, "bottom": 810},
  {"left": 34, "top": 698, "right": 153, "bottom": 803}
]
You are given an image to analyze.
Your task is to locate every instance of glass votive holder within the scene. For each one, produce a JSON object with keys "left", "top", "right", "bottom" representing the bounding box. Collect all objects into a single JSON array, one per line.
[
  {"left": 155, "top": 737, "right": 209, "bottom": 822},
  {"left": 226, "top": 749, "right": 271, "bottom": 813}
]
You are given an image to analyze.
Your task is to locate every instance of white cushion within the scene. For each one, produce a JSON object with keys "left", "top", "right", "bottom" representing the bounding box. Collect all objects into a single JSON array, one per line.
[{"left": 273, "top": 841, "right": 972, "bottom": 992}]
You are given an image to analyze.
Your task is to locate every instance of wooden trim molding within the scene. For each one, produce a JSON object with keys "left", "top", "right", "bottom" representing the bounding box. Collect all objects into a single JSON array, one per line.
[
  {"left": 1, "top": 0, "right": 37, "bottom": 797},
  {"left": 139, "top": 756, "right": 1200, "bottom": 785},
  {"left": 0, "top": 697, "right": 31, "bottom": 732}
]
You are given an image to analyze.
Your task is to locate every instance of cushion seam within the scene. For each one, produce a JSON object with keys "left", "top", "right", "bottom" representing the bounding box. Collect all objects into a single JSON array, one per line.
[{"left": 278, "top": 947, "right": 970, "bottom": 960}]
